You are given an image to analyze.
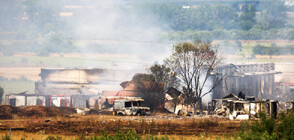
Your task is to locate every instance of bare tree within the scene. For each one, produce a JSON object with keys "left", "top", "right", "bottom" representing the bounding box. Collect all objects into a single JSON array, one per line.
[{"left": 166, "top": 40, "right": 223, "bottom": 114}]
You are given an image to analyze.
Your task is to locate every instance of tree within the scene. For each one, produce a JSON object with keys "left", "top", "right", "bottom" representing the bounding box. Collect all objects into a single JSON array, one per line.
[
  {"left": 197, "top": 4, "right": 238, "bottom": 30},
  {"left": 166, "top": 41, "right": 223, "bottom": 114},
  {"left": 239, "top": 3, "right": 256, "bottom": 30},
  {"left": 0, "top": 85, "right": 4, "bottom": 104},
  {"left": 260, "top": 0, "right": 287, "bottom": 29},
  {"left": 131, "top": 73, "right": 162, "bottom": 111},
  {"left": 130, "top": 64, "right": 179, "bottom": 111},
  {"left": 239, "top": 4, "right": 256, "bottom": 30},
  {"left": 38, "top": 31, "right": 76, "bottom": 56},
  {"left": 149, "top": 64, "right": 180, "bottom": 110},
  {"left": 150, "top": 64, "right": 179, "bottom": 90}
]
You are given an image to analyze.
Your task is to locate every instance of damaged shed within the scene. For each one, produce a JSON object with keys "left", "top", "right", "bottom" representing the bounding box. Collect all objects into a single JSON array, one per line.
[
  {"left": 210, "top": 93, "right": 278, "bottom": 119},
  {"left": 212, "top": 63, "right": 281, "bottom": 99}
]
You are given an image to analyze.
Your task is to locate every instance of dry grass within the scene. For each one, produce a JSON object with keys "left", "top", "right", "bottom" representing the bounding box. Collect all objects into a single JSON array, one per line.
[
  {"left": 0, "top": 131, "right": 230, "bottom": 140},
  {"left": 0, "top": 115, "right": 240, "bottom": 137}
]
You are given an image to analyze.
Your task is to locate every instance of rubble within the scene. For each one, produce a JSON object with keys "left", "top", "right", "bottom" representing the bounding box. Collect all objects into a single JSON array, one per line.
[
  {"left": 209, "top": 93, "right": 278, "bottom": 120},
  {"left": 76, "top": 108, "right": 90, "bottom": 115}
]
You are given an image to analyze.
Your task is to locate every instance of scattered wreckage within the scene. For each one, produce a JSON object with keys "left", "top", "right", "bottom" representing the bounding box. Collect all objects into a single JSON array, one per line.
[
  {"left": 113, "top": 98, "right": 150, "bottom": 116},
  {"left": 287, "top": 101, "right": 294, "bottom": 113},
  {"left": 209, "top": 92, "right": 278, "bottom": 120}
]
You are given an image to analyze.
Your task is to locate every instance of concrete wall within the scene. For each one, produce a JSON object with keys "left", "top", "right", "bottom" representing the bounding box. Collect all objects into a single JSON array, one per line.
[
  {"left": 6, "top": 95, "right": 25, "bottom": 106},
  {"left": 26, "top": 96, "right": 46, "bottom": 106}
]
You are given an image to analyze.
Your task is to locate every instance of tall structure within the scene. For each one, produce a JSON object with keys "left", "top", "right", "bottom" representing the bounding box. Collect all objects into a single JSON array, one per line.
[
  {"left": 35, "top": 68, "right": 143, "bottom": 95},
  {"left": 212, "top": 63, "right": 281, "bottom": 99}
]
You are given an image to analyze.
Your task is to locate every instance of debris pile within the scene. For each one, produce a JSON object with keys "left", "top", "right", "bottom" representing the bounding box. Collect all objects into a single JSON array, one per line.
[
  {"left": 209, "top": 92, "right": 278, "bottom": 120},
  {"left": 0, "top": 105, "right": 20, "bottom": 119},
  {"left": 0, "top": 105, "right": 77, "bottom": 119}
]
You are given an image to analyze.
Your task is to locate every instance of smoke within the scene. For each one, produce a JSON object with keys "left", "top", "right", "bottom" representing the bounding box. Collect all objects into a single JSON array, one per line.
[
  {"left": 65, "top": 1, "right": 172, "bottom": 68},
  {"left": 286, "top": 0, "right": 294, "bottom": 6},
  {"left": 201, "top": 76, "right": 214, "bottom": 104}
]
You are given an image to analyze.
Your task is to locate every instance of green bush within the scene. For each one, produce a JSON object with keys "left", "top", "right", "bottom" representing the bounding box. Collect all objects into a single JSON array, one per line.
[
  {"left": 275, "top": 112, "right": 294, "bottom": 139},
  {"left": 46, "top": 136, "right": 62, "bottom": 140},
  {"left": 87, "top": 130, "right": 140, "bottom": 140},
  {"left": 239, "top": 112, "right": 294, "bottom": 140},
  {"left": 1, "top": 134, "right": 10, "bottom": 140},
  {"left": 144, "top": 135, "right": 169, "bottom": 140}
]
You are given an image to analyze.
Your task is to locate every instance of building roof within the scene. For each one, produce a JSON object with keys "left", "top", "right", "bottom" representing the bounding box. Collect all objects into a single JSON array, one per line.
[
  {"left": 166, "top": 87, "right": 182, "bottom": 99},
  {"left": 223, "top": 93, "right": 243, "bottom": 101}
]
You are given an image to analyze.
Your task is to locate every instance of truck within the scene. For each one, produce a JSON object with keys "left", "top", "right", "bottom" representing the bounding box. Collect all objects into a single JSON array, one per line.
[{"left": 113, "top": 98, "right": 150, "bottom": 116}]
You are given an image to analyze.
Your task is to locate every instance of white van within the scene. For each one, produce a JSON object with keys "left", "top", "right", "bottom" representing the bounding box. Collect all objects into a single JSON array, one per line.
[{"left": 113, "top": 98, "right": 150, "bottom": 116}]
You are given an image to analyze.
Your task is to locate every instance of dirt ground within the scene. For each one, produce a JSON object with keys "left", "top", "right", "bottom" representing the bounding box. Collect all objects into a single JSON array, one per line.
[
  {"left": 0, "top": 105, "right": 243, "bottom": 139},
  {"left": 0, "top": 114, "right": 241, "bottom": 137}
]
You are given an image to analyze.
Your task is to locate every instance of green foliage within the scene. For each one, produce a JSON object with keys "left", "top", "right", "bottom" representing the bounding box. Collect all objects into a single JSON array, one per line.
[
  {"left": 141, "top": 3, "right": 237, "bottom": 31},
  {"left": 166, "top": 27, "right": 294, "bottom": 41},
  {"left": 144, "top": 135, "right": 169, "bottom": 140},
  {"left": 132, "top": 74, "right": 155, "bottom": 83},
  {"left": 150, "top": 64, "right": 170, "bottom": 85},
  {"left": 1, "top": 134, "right": 10, "bottom": 140},
  {"left": 260, "top": 0, "right": 287, "bottom": 29},
  {"left": 87, "top": 130, "right": 140, "bottom": 140},
  {"left": 0, "top": 0, "right": 294, "bottom": 56},
  {"left": 131, "top": 73, "right": 165, "bottom": 111},
  {"left": 239, "top": 4, "right": 256, "bottom": 30},
  {"left": 45, "top": 136, "right": 62, "bottom": 140},
  {"left": 0, "top": 85, "right": 4, "bottom": 104},
  {"left": 239, "top": 20, "right": 254, "bottom": 31},
  {"left": 150, "top": 63, "right": 180, "bottom": 91},
  {"left": 253, "top": 44, "right": 294, "bottom": 55},
  {"left": 38, "top": 32, "right": 77, "bottom": 56},
  {"left": 252, "top": 45, "right": 276, "bottom": 55},
  {"left": 239, "top": 112, "right": 294, "bottom": 140},
  {"left": 166, "top": 40, "right": 221, "bottom": 113},
  {"left": 42, "top": 130, "right": 170, "bottom": 140},
  {"left": 275, "top": 112, "right": 294, "bottom": 139}
]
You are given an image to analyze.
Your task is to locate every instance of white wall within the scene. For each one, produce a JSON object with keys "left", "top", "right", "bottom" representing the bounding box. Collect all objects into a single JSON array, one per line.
[
  {"left": 8, "top": 95, "right": 25, "bottom": 106},
  {"left": 27, "top": 96, "right": 46, "bottom": 106},
  {"left": 51, "top": 96, "right": 71, "bottom": 107}
]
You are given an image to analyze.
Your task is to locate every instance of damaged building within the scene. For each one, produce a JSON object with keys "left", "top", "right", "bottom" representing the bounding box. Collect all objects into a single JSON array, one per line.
[
  {"left": 164, "top": 63, "right": 283, "bottom": 116},
  {"left": 5, "top": 92, "right": 48, "bottom": 107},
  {"left": 35, "top": 68, "right": 140, "bottom": 95},
  {"left": 212, "top": 63, "right": 281, "bottom": 99},
  {"left": 208, "top": 63, "right": 281, "bottom": 119},
  {"left": 209, "top": 93, "right": 278, "bottom": 120},
  {"left": 5, "top": 68, "right": 146, "bottom": 108}
]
